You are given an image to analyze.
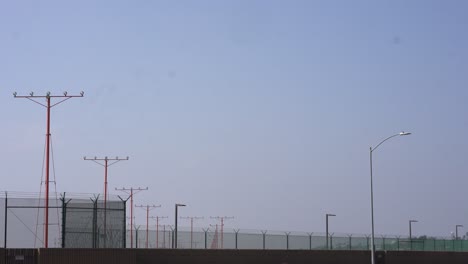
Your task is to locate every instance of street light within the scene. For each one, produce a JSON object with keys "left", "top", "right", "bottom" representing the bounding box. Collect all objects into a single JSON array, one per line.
[
  {"left": 409, "top": 220, "right": 418, "bottom": 240},
  {"left": 369, "top": 131, "right": 411, "bottom": 264},
  {"left": 174, "top": 203, "right": 186, "bottom": 249},
  {"left": 456, "top": 225, "right": 463, "bottom": 240},
  {"left": 326, "top": 213, "right": 336, "bottom": 250}
]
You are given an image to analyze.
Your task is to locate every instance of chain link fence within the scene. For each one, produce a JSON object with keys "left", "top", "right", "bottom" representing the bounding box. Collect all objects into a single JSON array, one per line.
[
  {"left": 0, "top": 192, "right": 126, "bottom": 248},
  {"left": 129, "top": 227, "right": 468, "bottom": 252}
]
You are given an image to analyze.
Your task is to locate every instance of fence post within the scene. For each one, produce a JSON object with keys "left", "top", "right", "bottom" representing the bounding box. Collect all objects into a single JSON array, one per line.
[
  {"left": 202, "top": 228, "right": 209, "bottom": 249},
  {"left": 118, "top": 195, "right": 128, "bottom": 249},
  {"left": 4, "top": 192, "right": 7, "bottom": 249},
  {"left": 307, "top": 233, "right": 313, "bottom": 250},
  {"left": 60, "top": 192, "right": 71, "bottom": 248},
  {"left": 285, "top": 232, "right": 290, "bottom": 250},
  {"left": 330, "top": 234, "right": 333, "bottom": 250},
  {"left": 234, "top": 229, "right": 240, "bottom": 249},
  {"left": 382, "top": 236, "right": 386, "bottom": 250},
  {"left": 135, "top": 226, "right": 139, "bottom": 249},
  {"left": 348, "top": 235, "right": 352, "bottom": 250},
  {"left": 396, "top": 236, "right": 400, "bottom": 251},
  {"left": 365, "top": 235, "right": 370, "bottom": 250},
  {"left": 261, "top": 230, "right": 267, "bottom": 250},
  {"left": 91, "top": 195, "right": 99, "bottom": 248}
]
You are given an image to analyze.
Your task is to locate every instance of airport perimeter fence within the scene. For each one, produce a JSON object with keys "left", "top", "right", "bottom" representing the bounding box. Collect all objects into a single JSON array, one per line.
[
  {"left": 0, "top": 192, "right": 126, "bottom": 249},
  {"left": 129, "top": 227, "right": 468, "bottom": 252},
  {"left": 1, "top": 192, "right": 467, "bottom": 252}
]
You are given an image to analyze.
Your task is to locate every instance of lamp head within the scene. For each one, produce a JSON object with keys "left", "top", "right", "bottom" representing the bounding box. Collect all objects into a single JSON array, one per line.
[{"left": 399, "top": 131, "right": 411, "bottom": 136}]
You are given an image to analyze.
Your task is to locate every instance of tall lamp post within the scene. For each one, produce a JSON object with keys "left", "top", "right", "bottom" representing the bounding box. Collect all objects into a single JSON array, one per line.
[
  {"left": 326, "top": 213, "right": 336, "bottom": 250},
  {"left": 456, "top": 225, "right": 463, "bottom": 240},
  {"left": 174, "top": 203, "right": 186, "bottom": 249},
  {"left": 369, "top": 131, "right": 411, "bottom": 264},
  {"left": 409, "top": 220, "right": 418, "bottom": 239}
]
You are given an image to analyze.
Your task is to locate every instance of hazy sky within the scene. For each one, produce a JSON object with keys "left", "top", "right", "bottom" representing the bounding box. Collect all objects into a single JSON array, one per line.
[{"left": 1, "top": 0, "right": 468, "bottom": 238}]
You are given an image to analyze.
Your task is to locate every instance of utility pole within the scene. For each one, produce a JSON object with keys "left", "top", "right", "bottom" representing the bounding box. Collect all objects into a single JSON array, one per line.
[
  {"left": 210, "top": 216, "right": 234, "bottom": 249},
  {"left": 13, "top": 91, "right": 84, "bottom": 248},
  {"left": 180, "top": 216, "right": 204, "bottom": 248},
  {"left": 84, "top": 156, "right": 128, "bottom": 247},
  {"left": 150, "top": 216, "right": 168, "bottom": 248},
  {"left": 135, "top": 204, "right": 161, "bottom": 248},
  {"left": 116, "top": 187, "right": 148, "bottom": 248}
]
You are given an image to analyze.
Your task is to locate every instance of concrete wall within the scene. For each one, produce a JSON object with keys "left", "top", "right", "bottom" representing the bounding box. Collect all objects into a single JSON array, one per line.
[
  {"left": 0, "top": 249, "right": 4, "bottom": 264},
  {"left": 6, "top": 248, "right": 466, "bottom": 264},
  {"left": 386, "top": 251, "right": 468, "bottom": 264},
  {"left": 39, "top": 249, "right": 370, "bottom": 264}
]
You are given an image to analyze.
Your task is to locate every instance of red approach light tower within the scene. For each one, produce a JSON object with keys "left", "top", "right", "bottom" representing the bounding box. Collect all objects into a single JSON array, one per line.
[
  {"left": 180, "top": 216, "right": 203, "bottom": 249},
  {"left": 210, "top": 216, "right": 234, "bottom": 249},
  {"left": 83, "top": 155, "right": 129, "bottom": 246},
  {"left": 13, "top": 91, "right": 84, "bottom": 248},
  {"left": 135, "top": 204, "right": 161, "bottom": 248},
  {"left": 150, "top": 216, "right": 168, "bottom": 248},
  {"left": 116, "top": 187, "right": 148, "bottom": 248}
]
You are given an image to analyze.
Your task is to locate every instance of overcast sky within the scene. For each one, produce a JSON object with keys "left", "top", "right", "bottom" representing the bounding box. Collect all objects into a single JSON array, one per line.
[{"left": 1, "top": 0, "right": 468, "bottom": 238}]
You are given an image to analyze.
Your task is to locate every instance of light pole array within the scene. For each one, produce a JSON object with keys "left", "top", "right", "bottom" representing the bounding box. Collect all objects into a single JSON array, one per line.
[
  {"left": 84, "top": 156, "right": 129, "bottom": 247},
  {"left": 13, "top": 91, "right": 84, "bottom": 248},
  {"left": 180, "top": 216, "right": 204, "bottom": 248},
  {"left": 135, "top": 204, "right": 161, "bottom": 248},
  {"left": 116, "top": 187, "right": 148, "bottom": 248},
  {"left": 369, "top": 131, "right": 411, "bottom": 264},
  {"left": 150, "top": 216, "right": 168, "bottom": 248}
]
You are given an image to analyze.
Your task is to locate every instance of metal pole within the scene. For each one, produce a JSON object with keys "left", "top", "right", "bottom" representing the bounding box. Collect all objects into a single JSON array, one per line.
[
  {"left": 409, "top": 221, "right": 412, "bottom": 240},
  {"left": 456, "top": 225, "right": 463, "bottom": 240},
  {"left": 135, "top": 226, "right": 139, "bottom": 249},
  {"left": 130, "top": 188, "right": 133, "bottom": 248},
  {"left": 104, "top": 158, "right": 108, "bottom": 248},
  {"left": 122, "top": 199, "right": 127, "bottom": 248},
  {"left": 326, "top": 214, "right": 329, "bottom": 250},
  {"left": 370, "top": 147, "right": 375, "bottom": 264},
  {"left": 146, "top": 205, "right": 149, "bottom": 248},
  {"left": 234, "top": 229, "right": 239, "bottom": 249},
  {"left": 93, "top": 197, "right": 98, "bottom": 248},
  {"left": 4, "top": 192, "right": 7, "bottom": 249},
  {"left": 60, "top": 193, "right": 67, "bottom": 248},
  {"left": 191, "top": 218, "right": 193, "bottom": 249},
  {"left": 221, "top": 218, "right": 224, "bottom": 249},
  {"left": 368, "top": 132, "right": 411, "bottom": 264},
  {"left": 163, "top": 225, "right": 166, "bottom": 248},
  {"left": 262, "top": 231, "right": 267, "bottom": 250},
  {"left": 44, "top": 96, "right": 51, "bottom": 248},
  {"left": 156, "top": 218, "right": 159, "bottom": 248},
  {"left": 202, "top": 228, "right": 209, "bottom": 249},
  {"left": 175, "top": 205, "right": 178, "bottom": 248}
]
